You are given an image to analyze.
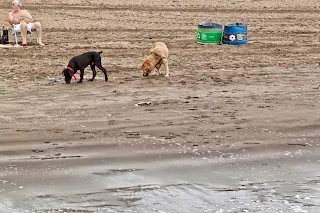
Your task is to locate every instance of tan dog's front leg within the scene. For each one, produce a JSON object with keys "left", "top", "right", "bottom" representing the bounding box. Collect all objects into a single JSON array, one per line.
[
  {"left": 155, "top": 63, "right": 162, "bottom": 75},
  {"left": 162, "top": 58, "right": 169, "bottom": 77}
]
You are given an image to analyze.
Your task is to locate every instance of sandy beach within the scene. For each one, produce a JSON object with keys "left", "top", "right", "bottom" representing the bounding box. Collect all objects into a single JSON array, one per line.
[{"left": 0, "top": 0, "right": 320, "bottom": 212}]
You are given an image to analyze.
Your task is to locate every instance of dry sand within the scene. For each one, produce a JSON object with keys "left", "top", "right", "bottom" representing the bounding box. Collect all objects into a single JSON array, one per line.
[{"left": 0, "top": 0, "right": 320, "bottom": 212}]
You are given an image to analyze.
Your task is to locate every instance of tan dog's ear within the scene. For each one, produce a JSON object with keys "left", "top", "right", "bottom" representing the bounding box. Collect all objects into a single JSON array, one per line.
[
  {"left": 142, "top": 61, "right": 147, "bottom": 70},
  {"left": 142, "top": 60, "right": 151, "bottom": 69},
  {"left": 154, "top": 54, "right": 160, "bottom": 60},
  {"left": 151, "top": 51, "right": 161, "bottom": 60}
]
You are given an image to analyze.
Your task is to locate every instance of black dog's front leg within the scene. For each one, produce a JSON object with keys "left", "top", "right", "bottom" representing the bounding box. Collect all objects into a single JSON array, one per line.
[{"left": 78, "top": 69, "right": 84, "bottom": 83}]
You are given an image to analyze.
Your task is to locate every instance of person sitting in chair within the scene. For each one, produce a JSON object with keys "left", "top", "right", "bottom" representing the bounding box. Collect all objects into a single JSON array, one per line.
[{"left": 8, "top": 0, "right": 44, "bottom": 46}]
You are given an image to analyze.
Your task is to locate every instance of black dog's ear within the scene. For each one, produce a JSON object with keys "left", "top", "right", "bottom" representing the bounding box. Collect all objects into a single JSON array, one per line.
[{"left": 62, "top": 69, "right": 70, "bottom": 76}]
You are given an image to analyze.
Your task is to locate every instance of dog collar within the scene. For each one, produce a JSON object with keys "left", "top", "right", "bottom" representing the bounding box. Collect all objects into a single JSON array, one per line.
[
  {"left": 151, "top": 52, "right": 163, "bottom": 69},
  {"left": 66, "top": 66, "right": 77, "bottom": 80},
  {"left": 154, "top": 58, "right": 162, "bottom": 70}
]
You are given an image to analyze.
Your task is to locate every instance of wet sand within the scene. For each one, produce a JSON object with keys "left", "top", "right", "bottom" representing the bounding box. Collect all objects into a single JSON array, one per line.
[{"left": 0, "top": 0, "right": 320, "bottom": 212}]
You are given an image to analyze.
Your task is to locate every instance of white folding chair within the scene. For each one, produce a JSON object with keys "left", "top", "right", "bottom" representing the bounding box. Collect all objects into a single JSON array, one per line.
[{"left": 12, "top": 24, "right": 33, "bottom": 46}]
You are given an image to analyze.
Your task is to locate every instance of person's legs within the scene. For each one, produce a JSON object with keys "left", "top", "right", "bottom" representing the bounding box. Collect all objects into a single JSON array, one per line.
[
  {"left": 20, "top": 22, "right": 28, "bottom": 45},
  {"left": 30, "top": 22, "right": 44, "bottom": 46}
]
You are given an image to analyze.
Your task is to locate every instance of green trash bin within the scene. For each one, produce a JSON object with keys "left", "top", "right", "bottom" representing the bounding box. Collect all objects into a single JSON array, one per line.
[{"left": 197, "top": 22, "right": 222, "bottom": 44}]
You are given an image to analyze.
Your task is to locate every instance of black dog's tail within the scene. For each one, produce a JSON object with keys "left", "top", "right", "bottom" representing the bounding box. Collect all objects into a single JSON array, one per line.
[{"left": 98, "top": 51, "right": 103, "bottom": 55}]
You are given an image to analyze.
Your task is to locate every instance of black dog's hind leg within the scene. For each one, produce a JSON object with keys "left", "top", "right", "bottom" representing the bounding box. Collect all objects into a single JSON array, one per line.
[
  {"left": 88, "top": 64, "right": 97, "bottom": 81},
  {"left": 78, "top": 69, "right": 84, "bottom": 83},
  {"left": 95, "top": 61, "right": 108, "bottom": 82}
]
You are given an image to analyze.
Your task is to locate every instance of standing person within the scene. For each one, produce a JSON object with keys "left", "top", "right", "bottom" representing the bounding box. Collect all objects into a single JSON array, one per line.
[{"left": 8, "top": 0, "right": 44, "bottom": 46}]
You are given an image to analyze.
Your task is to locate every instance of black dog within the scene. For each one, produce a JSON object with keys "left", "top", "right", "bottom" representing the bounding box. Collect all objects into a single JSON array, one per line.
[{"left": 62, "top": 51, "right": 108, "bottom": 84}]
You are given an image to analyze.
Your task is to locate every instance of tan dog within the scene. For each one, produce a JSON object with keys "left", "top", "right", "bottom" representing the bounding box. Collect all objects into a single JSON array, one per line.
[{"left": 142, "top": 42, "right": 169, "bottom": 77}]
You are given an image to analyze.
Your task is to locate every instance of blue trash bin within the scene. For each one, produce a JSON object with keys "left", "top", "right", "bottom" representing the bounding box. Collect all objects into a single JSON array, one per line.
[{"left": 222, "top": 23, "right": 247, "bottom": 45}]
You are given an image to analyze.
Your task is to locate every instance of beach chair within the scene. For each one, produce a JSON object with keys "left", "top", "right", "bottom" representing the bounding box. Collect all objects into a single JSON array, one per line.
[{"left": 12, "top": 24, "right": 34, "bottom": 45}]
